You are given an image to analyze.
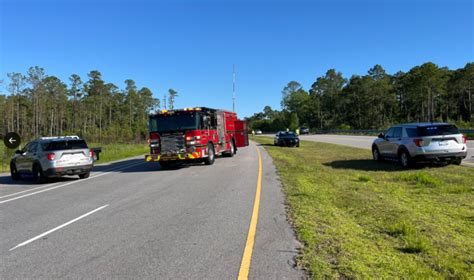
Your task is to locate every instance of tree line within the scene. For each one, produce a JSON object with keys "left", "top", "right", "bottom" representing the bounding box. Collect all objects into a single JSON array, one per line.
[
  {"left": 247, "top": 62, "right": 474, "bottom": 132},
  {"left": 0, "top": 66, "right": 179, "bottom": 143}
]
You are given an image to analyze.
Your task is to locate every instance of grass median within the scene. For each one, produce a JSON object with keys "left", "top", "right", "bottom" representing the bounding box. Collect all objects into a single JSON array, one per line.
[
  {"left": 254, "top": 136, "right": 473, "bottom": 279},
  {"left": 0, "top": 143, "right": 148, "bottom": 173}
]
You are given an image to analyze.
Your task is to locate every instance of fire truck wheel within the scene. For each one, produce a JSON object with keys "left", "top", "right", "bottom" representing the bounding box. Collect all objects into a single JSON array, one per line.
[
  {"left": 204, "top": 143, "right": 215, "bottom": 165},
  {"left": 224, "top": 140, "right": 235, "bottom": 157}
]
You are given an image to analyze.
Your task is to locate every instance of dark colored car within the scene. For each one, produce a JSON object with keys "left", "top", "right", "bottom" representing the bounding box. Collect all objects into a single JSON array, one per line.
[
  {"left": 274, "top": 131, "right": 300, "bottom": 147},
  {"left": 299, "top": 127, "right": 310, "bottom": 134}
]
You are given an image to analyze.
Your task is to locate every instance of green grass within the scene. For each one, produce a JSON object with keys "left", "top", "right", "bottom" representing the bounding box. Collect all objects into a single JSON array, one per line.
[
  {"left": 0, "top": 145, "right": 13, "bottom": 173},
  {"left": 254, "top": 137, "right": 474, "bottom": 279},
  {"left": 89, "top": 143, "right": 148, "bottom": 164},
  {"left": 0, "top": 143, "right": 148, "bottom": 172}
]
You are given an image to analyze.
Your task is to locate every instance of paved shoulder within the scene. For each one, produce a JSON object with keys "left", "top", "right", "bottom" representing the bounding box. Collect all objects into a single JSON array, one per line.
[{"left": 250, "top": 143, "right": 303, "bottom": 279}]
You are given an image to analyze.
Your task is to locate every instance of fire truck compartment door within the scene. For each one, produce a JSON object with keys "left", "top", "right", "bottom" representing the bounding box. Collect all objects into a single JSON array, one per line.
[{"left": 234, "top": 120, "right": 249, "bottom": 147}]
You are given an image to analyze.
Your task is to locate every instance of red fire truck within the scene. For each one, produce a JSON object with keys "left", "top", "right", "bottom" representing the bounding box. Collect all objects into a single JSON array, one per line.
[{"left": 145, "top": 107, "right": 248, "bottom": 167}]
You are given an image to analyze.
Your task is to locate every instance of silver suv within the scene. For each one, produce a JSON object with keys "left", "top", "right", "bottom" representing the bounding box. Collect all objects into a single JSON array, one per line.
[
  {"left": 372, "top": 123, "right": 468, "bottom": 168},
  {"left": 10, "top": 136, "right": 94, "bottom": 183}
]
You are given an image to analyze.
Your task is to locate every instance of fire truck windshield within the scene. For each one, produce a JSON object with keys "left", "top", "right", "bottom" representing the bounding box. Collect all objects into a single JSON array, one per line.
[{"left": 149, "top": 113, "right": 199, "bottom": 133}]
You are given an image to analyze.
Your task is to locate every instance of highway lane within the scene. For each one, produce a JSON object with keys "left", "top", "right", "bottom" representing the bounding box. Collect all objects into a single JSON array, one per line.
[
  {"left": 0, "top": 144, "right": 302, "bottom": 279},
  {"left": 297, "top": 134, "right": 474, "bottom": 165}
]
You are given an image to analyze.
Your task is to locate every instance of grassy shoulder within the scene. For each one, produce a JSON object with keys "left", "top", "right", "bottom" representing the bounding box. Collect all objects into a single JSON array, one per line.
[
  {"left": 0, "top": 143, "right": 148, "bottom": 172},
  {"left": 254, "top": 136, "right": 474, "bottom": 279},
  {"left": 87, "top": 143, "right": 148, "bottom": 164}
]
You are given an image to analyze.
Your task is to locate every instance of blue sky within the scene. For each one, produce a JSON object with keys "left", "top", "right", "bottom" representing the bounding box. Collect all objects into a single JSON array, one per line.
[{"left": 1, "top": 0, "right": 473, "bottom": 117}]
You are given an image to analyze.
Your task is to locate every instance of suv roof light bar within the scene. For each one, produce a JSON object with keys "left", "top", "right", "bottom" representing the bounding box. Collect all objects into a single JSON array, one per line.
[{"left": 39, "top": 135, "right": 81, "bottom": 140}]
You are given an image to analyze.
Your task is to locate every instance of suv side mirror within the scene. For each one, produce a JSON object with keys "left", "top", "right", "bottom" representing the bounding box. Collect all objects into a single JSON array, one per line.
[{"left": 378, "top": 133, "right": 385, "bottom": 139}]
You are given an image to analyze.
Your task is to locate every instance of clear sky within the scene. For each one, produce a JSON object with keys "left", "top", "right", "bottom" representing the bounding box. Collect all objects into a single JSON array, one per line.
[{"left": 1, "top": 0, "right": 473, "bottom": 117}]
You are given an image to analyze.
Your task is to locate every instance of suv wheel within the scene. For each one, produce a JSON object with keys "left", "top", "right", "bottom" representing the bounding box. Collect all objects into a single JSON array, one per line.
[
  {"left": 399, "top": 150, "right": 413, "bottom": 168},
  {"left": 204, "top": 143, "right": 215, "bottom": 165},
  {"left": 372, "top": 146, "right": 383, "bottom": 162},
  {"left": 79, "top": 172, "right": 90, "bottom": 179},
  {"left": 452, "top": 158, "right": 462, "bottom": 166},
  {"left": 32, "top": 164, "right": 46, "bottom": 184},
  {"left": 10, "top": 163, "right": 20, "bottom": 180}
]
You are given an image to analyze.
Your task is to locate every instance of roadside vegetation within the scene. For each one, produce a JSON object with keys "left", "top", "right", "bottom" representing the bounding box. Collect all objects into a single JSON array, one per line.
[
  {"left": 0, "top": 143, "right": 148, "bottom": 173},
  {"left": 247, "top": 63, "right": 474, "bottom": 133},
  {"left": 254, "top": 136, "right": 474, "bottom": 279},
  {"left": 89, "top": 143, "right": 148, "bottom": 164},
  {"left": 0, "top": 66, "right": 181, "bottom": 143}
]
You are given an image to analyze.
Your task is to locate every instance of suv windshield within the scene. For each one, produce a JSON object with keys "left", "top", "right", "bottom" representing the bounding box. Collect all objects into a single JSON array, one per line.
[
  {"left": 417, "top": 125, "right": 460, "bottom": 136},
  {"left": 42, "top": 140, "right": 88, "bottom": 151},
  {"left": 149, "top": 113, "right": 199, "bottom": 133},
  {"left": 280, "top": 132, "right": 296, "bottom": 137}
]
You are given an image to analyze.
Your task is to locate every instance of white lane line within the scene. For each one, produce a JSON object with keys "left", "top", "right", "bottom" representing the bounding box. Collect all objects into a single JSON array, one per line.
[
  {"left": 0, "top": 182, "right": 61, "bottom": 199},
  {"left": 0, "top": 161, "right": 142, "bottom": 200},
  {"left": 0, "top": 161, "right": 145, "bottom": 204},
  {"left": 9, "top": 204, "right": 109, "bottom": 251}
]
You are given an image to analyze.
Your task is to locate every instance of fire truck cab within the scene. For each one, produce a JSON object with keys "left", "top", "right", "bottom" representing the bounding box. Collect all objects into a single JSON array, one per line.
[{"left": 145, "top": 107, "right": 248, "bottom": 167}]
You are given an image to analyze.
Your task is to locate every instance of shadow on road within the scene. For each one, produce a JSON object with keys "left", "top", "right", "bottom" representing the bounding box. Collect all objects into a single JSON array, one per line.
[
  {"left": 0, "top": 175, "right": 77, "bottom": 186},
  {"left": 92, "top": 158, "right": 202, "bottom": 173},
  {"left": 0, "top": 158, "right": 206, "bottom": 186}
]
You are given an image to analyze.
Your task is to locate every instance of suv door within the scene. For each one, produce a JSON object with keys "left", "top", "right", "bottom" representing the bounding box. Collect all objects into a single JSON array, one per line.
[
  {"left": 378, "top": 128, "right": 394, "bottom": 155},
  {"left": 24, "top": 142, "right": 38, "bottom": 173},
  {"left": 15, "top": 143, "right": 30, "bottom": 171},
  {"left": 389, "top": 127, "right": 403, "bottom": 155}
]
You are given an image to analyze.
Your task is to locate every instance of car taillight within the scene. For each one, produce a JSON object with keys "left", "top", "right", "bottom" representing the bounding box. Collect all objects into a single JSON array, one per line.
[
  {"left": 413, "top": 139, "right": 424, "bottom": 147},
  {"left": 47, "top": 153, "right": 55, "bottom": 161},
  {"left": 89, "top": 149, "right": 94, "bottom": 158},
  {"left": 462, "top": 135, "right": 467, "bottom": 144}
]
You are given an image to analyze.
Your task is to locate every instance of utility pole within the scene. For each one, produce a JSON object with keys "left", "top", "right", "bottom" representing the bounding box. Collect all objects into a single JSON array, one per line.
[
  {"left": 99, "top": 88, "right": 102, "bottom": 143},
  {"left": 232, "top": 64, "right": 236, "bottom": 112}
]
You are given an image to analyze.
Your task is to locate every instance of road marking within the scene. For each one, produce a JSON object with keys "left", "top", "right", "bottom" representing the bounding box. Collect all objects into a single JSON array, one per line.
[
  {"left": 0, "top": 182, "right": 62, "bottom": 199},
  {"left": 0, "top": 161, "right": 145, "bottom": 204},
  {"left": 9, "top": 204, "right": 109, "bottom": 251},
  {"left": 0, "top": 160, "right": 142, "bottom": 200},
  {"left": 238, "top": 144, "right": 262, "bottom": 280}
]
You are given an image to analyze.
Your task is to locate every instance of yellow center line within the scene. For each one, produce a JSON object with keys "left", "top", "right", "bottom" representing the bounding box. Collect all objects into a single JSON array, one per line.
[{"left": 238, "top": 144, "right": 263, "bottom": 280}]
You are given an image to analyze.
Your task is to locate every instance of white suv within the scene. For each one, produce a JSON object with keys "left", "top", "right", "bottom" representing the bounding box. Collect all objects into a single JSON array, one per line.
[
  {"left": 372, "top": 123, "right": 468, "bottom": 168},
  {"left": 10, "top": 136, "right": 94, "bottom": 183}
]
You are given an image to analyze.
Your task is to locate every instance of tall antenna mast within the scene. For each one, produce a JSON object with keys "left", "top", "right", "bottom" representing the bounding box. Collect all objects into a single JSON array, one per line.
[{"left": 232, "top": 64, "right": 236, "bottom": 112}]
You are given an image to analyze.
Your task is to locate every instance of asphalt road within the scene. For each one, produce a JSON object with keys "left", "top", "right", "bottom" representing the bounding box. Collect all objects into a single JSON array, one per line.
[
  {"left": 298, "top": 134, "right": 474, "bottom": 165},
  {"left": 0, "top": 144, "right": 302, "bottom": 279}
]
